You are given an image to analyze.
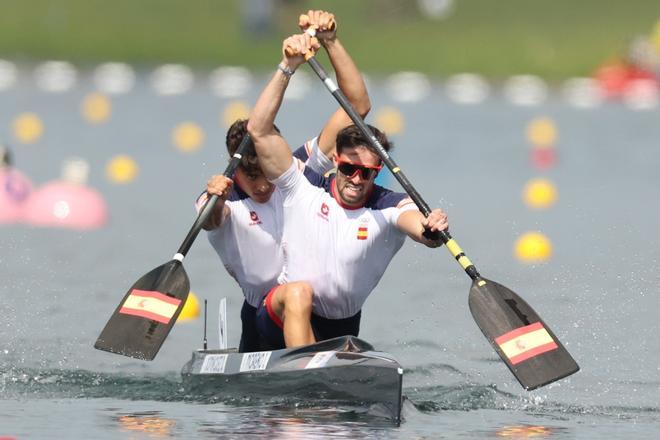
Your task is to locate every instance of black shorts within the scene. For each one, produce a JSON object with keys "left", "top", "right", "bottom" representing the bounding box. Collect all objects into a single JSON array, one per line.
[
  {"left": 238, "top": 300, "right": 283, "bottom": 352},
  {"left": 255, "top": 286, "right": 361, "bottom": 349}
]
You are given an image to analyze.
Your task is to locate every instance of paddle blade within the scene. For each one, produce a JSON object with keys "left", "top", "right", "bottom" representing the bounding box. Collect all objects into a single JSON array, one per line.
[
  {"left": 468, "top": 278, "right": 579, "bottom": 390},
  {"left": 94, "top": 260, "right": 190, "bottom": 360}
]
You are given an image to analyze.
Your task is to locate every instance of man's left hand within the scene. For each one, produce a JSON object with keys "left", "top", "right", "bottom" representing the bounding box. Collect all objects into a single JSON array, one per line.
[{"left": 421, "top": 208, "right": 448, "bottom": 248}]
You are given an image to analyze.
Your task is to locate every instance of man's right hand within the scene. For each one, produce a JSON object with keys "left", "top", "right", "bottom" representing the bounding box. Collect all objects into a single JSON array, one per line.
[
  {"left": 282, "top": 33, "right": 320, "bottom": 71},
  {"left": 206, "top": 175, "right": 233, "bottom": 201}
]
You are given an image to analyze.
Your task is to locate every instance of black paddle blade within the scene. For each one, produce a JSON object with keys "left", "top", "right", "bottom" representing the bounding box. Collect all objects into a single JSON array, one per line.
[
  {"left": 94, "top": 260, "right": 190, "bottom": 360},
  {"left": 468, "top": 278, "right": 579, "bottom": 390}
]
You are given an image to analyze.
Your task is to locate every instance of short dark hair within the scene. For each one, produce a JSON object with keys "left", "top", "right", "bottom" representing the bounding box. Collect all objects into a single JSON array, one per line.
[
  {"left": 226, "top": 119, "right": 280, "bottom": 174},
  {"left": 336, "top": 124, "right": 392, "bottom": 160}
]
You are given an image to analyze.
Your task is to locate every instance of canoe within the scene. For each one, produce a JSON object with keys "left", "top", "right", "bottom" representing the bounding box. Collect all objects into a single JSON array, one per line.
[{"left": 181, "top": 335, "right": 404, "bottom": 423}]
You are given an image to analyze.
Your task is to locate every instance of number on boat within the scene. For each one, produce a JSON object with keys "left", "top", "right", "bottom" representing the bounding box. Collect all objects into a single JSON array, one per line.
[
  {"left": 304, "top": 351, "right": 336, "bottom": 369},
  {"left": 239, "top": 351, "right": 272, "bottom": 372},
  {"left": 200, "top": 354, "right": 229, "bottom": 374}
]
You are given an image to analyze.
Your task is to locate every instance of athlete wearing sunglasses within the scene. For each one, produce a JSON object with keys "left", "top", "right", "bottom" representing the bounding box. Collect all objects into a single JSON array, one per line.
[
  {"left": 331, "top": 126, "right": 388, "bottom": 208},
  {"left": 196, "top": 10, "right": 373, "bottom": 352},
  {"left": 336, "top": 160, "right": 382, "bottom": 180},
  {"left": 247, "top": 32, "right": 449, "bottom": 350}
]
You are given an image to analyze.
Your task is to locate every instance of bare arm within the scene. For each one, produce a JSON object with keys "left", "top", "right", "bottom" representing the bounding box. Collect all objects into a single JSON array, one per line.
[
  {"left": 201, "top": 175, "right": 232, "bottom": 230},
  {"left": 397, "top": 208, "right": 449, "bottom": 248},
  {"left": 300, "top": 11, "right": 371, "bottom": 158},
  {"left": 247, "top": 34, "right": 320, "bottom": 180}
]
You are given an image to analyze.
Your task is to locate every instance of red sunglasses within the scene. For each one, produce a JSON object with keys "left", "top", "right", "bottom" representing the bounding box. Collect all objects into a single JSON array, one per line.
[{"left": 336, "top": 160, "right": 382, "bottom": 180}]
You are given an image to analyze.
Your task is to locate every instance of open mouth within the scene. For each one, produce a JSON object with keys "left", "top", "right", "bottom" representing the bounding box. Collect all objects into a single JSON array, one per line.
[{"left": 343, "top": 184, "right": 362, "bottom": 197}]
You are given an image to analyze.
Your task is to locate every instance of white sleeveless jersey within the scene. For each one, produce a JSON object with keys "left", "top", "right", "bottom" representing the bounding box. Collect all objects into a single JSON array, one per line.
[
  {"left": 273, "top": 161, "right": 418, "bottom": 319},
  {"left": 198, "top": 138, "right": 332, "bottom": 307}
]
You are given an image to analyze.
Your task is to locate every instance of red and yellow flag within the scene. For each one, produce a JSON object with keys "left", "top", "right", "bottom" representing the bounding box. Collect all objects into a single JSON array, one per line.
[
  {"left": 495, "top": 322, "right": 558, "bottom": 365},
  {"left": 357, "top": 226, "right": 368, "bottom": 240},
  {"left": 119, "top": 289, "right": 181, "bottom": 324}
]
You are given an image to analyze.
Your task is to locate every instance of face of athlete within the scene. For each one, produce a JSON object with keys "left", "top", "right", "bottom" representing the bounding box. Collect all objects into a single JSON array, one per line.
[
  {"left": 333, "top": 145, "right": 382, "bottom": 207},
  {"left": 234, "top": 167, "right": 275, "bottom": 204}
]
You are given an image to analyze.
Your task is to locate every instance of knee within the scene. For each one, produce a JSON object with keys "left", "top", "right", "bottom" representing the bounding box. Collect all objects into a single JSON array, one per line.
[{"left": 283, "top": 282, "right": 313, "bottom": 311}]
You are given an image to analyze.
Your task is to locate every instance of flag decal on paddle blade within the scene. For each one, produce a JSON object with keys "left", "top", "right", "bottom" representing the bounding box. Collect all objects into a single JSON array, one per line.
[
  {"left": 495, "top": 322, "right": 558, "bottom": 365},
  {"left": 357, "top": 226, "right": 368, "bottom": 240},
  {"left": 119, "top": 289, "right": 182, "bottom": 324}
]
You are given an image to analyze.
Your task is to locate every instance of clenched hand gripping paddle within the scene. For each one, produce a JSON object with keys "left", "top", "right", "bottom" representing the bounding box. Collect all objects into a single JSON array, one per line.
[
  {"left": 295, "top": 38, "right": 579, "bottom": 389},
  {"left": 94, "top": 135, "right": 253, "bottom": 360}
]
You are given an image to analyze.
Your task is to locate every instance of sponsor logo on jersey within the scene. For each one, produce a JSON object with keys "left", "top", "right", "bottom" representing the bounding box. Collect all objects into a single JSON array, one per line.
[
  {"left": 317, "top": 202, "right": 330, "bottom": 221},
  {"left": 249, "top": 210, "right": 262, "bottom": 226}
]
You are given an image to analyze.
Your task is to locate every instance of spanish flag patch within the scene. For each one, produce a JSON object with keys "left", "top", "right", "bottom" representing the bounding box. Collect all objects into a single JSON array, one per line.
[
  {"left": 495, "top": 322, "right": 558, "bottom": 365},
  {"left": 357, "top": 226, "right": 368, "bottom": 240},
  {"left": 119, "top": 289, "right": 182, "bottom": 324}
]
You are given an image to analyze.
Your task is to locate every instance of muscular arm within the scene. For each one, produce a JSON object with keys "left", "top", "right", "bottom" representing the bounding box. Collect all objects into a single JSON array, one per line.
[
  {"left": 201, "top": 175, "right": 232, "bottom": 230},
  {"left": 300, "top": 11, "right": 371, "bottom": 159},
  {"left": 246, "top": 69, "right": 294, "bottom": 181},
  {"left": 247, "top": 34, "right": 319, "bottom": 181},
  {"left": 202, "top": 200, "right": 228, "bottom": 231},
  {"left": 316, "top": 38, "right": 371, "bottom": 158},
  {"left": 397, "top": 208, "right": 448, "bottom": 248}
]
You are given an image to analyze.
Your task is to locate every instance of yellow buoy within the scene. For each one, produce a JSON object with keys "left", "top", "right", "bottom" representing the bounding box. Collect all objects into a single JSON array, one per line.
[
  {"left": 222, "top": 101, "right": 250, "bottom": 128},
  {"left": 651, "top": 19, "right": 660, "bottom": 52},
  {"left": 172, "top": 122, "right": 204, "bottom": 152},
  {"left": 106, "top": 155, "right": 139, "bottom": 184},
  {"left": 526, "top": 117, "right": 557, "bottom": 148},
  {"left": 13, "top": 112, "right": 44, "bottom": 144},
  {"left": 374, "top": 106, "right": 405, "bottom": 135},
  {"left": 82, "top": 92, "right": 111, "bottom": 123},
  {"left": 178, "top": 291, "right": 200, "bottom": 321},
  {"left": 514, "top": 232, "right": 552, "bottom": 263},
  {"left": 523, "top": 178, "right": 557, "bottom": 209}
]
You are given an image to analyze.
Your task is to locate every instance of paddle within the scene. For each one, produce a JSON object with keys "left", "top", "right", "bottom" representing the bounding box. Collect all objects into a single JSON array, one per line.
[
  {"left": 94, "top": 135, "right": 253, "bottom": 360},
  {"left": 299, "top": 53, "right": 579, "bottom": 390}
]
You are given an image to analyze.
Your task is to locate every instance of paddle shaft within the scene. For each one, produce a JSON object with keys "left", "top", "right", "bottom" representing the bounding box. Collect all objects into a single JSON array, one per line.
[
  {"left": 305, "top": 56, "right": 480, "bottom": 281},
  {"left": 304, "top": 55, "right": 580, "bottom": 391},
  {"left": 174, "top": 134, "right": 252, "bottom": 259}
]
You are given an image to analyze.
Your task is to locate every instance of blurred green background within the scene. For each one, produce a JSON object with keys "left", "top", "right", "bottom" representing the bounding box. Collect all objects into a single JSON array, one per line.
[{"left": 1, "top": 0, "right": 658, "bottom": 79}]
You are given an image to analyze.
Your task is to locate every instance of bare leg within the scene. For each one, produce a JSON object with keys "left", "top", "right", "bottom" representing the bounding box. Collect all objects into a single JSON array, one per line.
[{"left": 270, "top": 282, "right": 316, "bottom": 347}]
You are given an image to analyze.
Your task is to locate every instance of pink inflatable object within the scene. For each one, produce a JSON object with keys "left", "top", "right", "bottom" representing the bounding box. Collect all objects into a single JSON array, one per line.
[
  {"left": 0, "top": 168, "right": 33, "bottom": 224},
  {"left": 23, "top": 181, "right": 108, "bottom": 230}
]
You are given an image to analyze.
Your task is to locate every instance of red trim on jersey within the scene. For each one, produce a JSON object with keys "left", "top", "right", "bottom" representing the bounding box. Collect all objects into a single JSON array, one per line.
[
  {"left": 397, "top": 198, "right": 416, "bottom": 209},
  {"left": 264, "top": 286, "right": 284, "bottom": 329},
  {"left": 330, "top": 177, "right": 374, "bottom": 210}
]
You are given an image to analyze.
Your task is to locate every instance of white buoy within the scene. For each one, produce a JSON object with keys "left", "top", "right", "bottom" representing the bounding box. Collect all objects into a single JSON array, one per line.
[
  {"left": 445, "top": 73, "right": 490, "bottom": 104},
  {"left": 503, "top": 75, "right": 548, "bottom": 106},
  {"left": 34, "top": 61, "right": 77, "bottom": 93},
  {"left": 94, "top": 62, "right": 136, "bottom": 95},
  {"left": 0, "top": 59, "right": 17, "bottom": 91},
  {"left": 61, "top": 158, "right": 90, "bottom": 185},
  {"left": 385, "top": 71, "right": 431, "bottom": 103},
  {"left": 209, "top": 66, "right": 252, "bottom": 98},
  {"left": 150, "top": 64, "right": 194, "bottom": 96},
  {"left": 561, "top": 77, "right": 603, "bottom": 109}
]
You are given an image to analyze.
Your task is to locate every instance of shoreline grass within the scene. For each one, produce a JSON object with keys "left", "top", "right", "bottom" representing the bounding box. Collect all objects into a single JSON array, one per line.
[{"left": 0, "top": 0, "right": 658, "bottom": 79}]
